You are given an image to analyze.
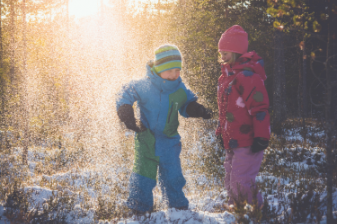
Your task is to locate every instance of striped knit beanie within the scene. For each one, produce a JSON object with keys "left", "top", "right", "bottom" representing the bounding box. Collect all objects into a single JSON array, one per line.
[{"left": 153, "top": 44, "right": 182, "bottom": 74}]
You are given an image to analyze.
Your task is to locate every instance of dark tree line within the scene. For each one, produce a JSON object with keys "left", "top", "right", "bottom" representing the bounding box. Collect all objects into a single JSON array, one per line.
[{"left": 267, "top": 1, "right": 337, "bottom": 221}]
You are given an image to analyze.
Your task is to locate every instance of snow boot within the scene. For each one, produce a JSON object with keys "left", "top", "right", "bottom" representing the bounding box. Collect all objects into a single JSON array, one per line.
[
  {"left": 121, "top": 202, "right": 147, "bottom": 219},
  {"left": 123, "top": 207, "right": 148, "bottom": 220},
  {"left": 171, "top": 206, "right": 189, "bottom": 211}
]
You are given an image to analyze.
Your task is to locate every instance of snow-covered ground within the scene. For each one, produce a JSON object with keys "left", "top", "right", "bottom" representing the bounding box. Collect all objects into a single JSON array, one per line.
[{"left": 0, "top": 121, "right": 336, "bottom": 224}]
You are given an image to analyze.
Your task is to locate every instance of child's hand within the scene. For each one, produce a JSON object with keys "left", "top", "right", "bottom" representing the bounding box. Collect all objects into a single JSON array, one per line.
[
  {"left": 199, "top": 107, "right": 212, "bottom": 119},
  {"left": 117, "top": 104, "right": 147, "bottom": 133},
  {"left": 186, "top": 101, "right": 213, "bottom": 119},
  {"left": 251, "top": 137, "right": 269, "bottom": 153}
]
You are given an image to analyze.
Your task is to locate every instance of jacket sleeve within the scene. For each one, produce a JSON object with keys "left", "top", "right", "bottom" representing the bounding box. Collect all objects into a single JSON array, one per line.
[
  {"left": 236, "top": 72, "right": 270, "bottom": 140},
  {"left": 179, "top": 86, "right": 198, "bottom": 118},
  {"left": 116, "top": 81, "right": 140, "bottom": 111}
]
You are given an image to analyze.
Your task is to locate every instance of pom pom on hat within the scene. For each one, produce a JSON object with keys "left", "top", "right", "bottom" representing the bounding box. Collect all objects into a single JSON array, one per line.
[
  {"left": 218, "top": 25, "right": 248, "bottom": 54},
  {"left": 153, "top": 44, "right": 182, "bottom": 74}
]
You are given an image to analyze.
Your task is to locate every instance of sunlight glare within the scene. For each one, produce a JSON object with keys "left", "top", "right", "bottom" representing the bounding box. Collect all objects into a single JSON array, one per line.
[
  {"left": 69, "top": 0, "right": 165, "bottom": 18},
  {"left": 69, "top": 0, "right": 99, "bottom": 18}
]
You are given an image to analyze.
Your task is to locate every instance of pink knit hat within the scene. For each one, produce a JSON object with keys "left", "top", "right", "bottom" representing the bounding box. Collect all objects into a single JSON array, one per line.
[{"left": 218, "top": 25, "right": 248, "bottom": 54}]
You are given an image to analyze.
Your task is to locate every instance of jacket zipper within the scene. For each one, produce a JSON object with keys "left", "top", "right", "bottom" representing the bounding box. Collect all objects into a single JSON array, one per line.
[
  {"left": 246, "top": 86, "right": 256, "bottom": 102},
  {"left": 224, "top": 77, "right": 237, "bottom": 112}
]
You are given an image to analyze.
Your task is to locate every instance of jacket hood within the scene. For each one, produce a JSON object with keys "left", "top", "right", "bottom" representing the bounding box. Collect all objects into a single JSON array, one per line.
[
  {"left": 145, "top": 60, "right": 182, "bottom": 93},
  {"left": 221, "top": 51, "right": 267, "bottom": 81}
]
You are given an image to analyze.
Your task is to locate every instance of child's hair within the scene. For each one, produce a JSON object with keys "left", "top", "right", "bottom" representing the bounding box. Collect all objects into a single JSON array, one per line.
[
  {"left": 218, "top": 52, "right": 242, "bottom": 64},
  {"left": 218, "top": 25, "right": 248, "bottom": 64}
]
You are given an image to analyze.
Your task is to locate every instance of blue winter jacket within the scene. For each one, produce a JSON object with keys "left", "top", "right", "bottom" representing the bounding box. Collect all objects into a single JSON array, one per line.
[{"left": 116, "top": 62, "right": 197, "bottom": 155}]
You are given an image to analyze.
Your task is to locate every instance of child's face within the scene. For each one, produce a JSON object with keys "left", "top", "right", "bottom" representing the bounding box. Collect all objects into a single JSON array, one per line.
[
  {"left": 160, "top": 68, "right": 181, "bottom": 81},
  {"left": 220, "top": 51, "right": 232, "bottom": 63}
]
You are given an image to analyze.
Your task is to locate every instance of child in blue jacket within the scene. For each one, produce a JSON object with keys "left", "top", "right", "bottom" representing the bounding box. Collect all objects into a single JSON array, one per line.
[{"left": 116, "top": 44, "right": 212, "bottom": 213}]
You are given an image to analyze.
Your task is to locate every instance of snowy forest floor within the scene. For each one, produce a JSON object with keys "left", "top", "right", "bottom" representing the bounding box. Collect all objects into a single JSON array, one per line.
[{"left": 0, "top": 118, "right": 336, "bottom": 224}]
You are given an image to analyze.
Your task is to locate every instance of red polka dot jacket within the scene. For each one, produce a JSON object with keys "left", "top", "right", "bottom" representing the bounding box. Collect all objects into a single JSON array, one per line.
[{"left": 216, "top": 51, "right": 270, "bottom": 149}]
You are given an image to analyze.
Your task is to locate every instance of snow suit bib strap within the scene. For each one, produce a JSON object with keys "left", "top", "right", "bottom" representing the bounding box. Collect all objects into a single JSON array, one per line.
[
  {"left": 133, "top": 129, "right": 159, "bottom": 180},
  {"left": 163, "top": 88, "right": 187, "bottom": 137}
]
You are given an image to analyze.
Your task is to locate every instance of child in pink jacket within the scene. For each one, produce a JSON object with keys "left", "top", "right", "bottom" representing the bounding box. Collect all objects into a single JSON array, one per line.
[{"left": 216, "top": 25, "right": 270, "bottom": 210}]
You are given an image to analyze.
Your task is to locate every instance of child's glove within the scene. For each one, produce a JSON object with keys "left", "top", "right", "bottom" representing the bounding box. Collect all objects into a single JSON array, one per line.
[
  {"left": 117, "top": 104, "right": 146, "bottom": 133},
  {"left": 199, "top": 107, "right": 212, "bottom": 119},
  {"left": 186, "top": 101, "right": 212, "bottom": 119},
  {"left": 251, "top": 137, "right": 269, "bottom": 153}
]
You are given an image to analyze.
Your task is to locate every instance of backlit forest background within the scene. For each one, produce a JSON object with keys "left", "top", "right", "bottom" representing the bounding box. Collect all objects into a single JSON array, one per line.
[{"left": 0, "top": 0, "right": 336, "bottom": 223}]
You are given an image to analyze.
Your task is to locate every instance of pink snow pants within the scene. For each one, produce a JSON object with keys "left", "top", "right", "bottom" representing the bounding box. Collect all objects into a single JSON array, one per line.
[{"left": 223, "top": 146, "right": 264, "bottom": 207}]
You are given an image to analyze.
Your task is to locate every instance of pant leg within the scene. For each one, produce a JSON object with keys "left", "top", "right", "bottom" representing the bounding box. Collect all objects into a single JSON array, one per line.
[
  {"left": 158, "top": 141, "right": 189, "bottom": 209},
  {"left": 230, "top": 146, "right": 264, "bottom": 207},
  {"left": 126, "top": 129, "right": 159, "bottom": 212},
  {"left": 126, "top": 173, "right": 156, "bottom": 212}
]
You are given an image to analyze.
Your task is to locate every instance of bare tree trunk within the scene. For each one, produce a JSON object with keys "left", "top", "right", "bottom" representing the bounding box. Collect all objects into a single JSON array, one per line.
[
  {"left": 0, "top": 0, "right": 2, "bottom": 69},
  {"left": 298, "top": 41, "right": 302, "bottom": 117},
  {"left": 325, "top": 2, "right": 333, "bottom": 222},
  {"left": 0, "top": 0, "right": 3, "bottom": 149},
  {"left": 0, "top": 0, "right": 3, "bottom": 108},
  {"left": 332, "top": 1, "right": 337, "bottom": 130},
  {"left": 302, "top": 41, "right": 308, "bottom": 118},
  {"left": 64, "top": 0, "right": 70, "bottom": 120},
  {"left": 301, "top": 39, "right": 308, "bottom": 139},
  {"left": 9, "top": 0, "right": 18, "bottom": 137},
  {"left": 273, "top": 29, "right": 287, "bottom": 134},
  {"left": 22, "top": 0, "right": 29, "bottom": 165},
  {"left": 10, "top": 1, "right": 15, "bottom": 82}
]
